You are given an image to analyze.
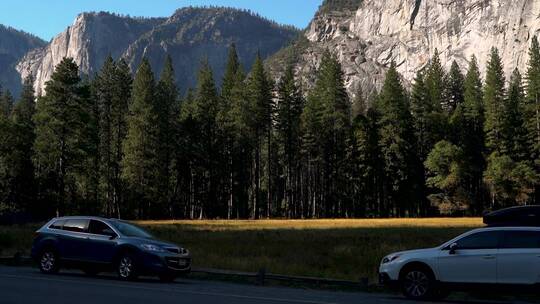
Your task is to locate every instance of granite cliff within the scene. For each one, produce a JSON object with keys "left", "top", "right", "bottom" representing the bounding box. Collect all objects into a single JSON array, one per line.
[{"left": 269, "top": 0, "right": 540, "bottom": 102}]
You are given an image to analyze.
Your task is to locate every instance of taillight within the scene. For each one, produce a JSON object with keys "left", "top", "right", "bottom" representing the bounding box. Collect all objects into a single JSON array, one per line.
[{"left": 33, "top": 232, "right": 40, "bottom": 239}]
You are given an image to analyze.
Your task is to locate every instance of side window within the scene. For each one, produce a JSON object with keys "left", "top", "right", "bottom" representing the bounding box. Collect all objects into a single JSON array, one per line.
[
  {"left": 501, "top": 231, "right": 540, "bottom": 249},
  {"left": 49, "top": 219, "right": 66, "bottom": 230},
  {"left": 88, "top": 220, "right": 116, "bottom": 237},
  {"left": 63, "top": 219, "right": 89, "bottom": 233},
  {"left": 456, "top": 231, "right": 501, "bottom": 249}
]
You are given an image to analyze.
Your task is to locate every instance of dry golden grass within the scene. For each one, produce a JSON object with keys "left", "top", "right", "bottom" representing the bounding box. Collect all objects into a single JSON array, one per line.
[{"left": 136, "top": 218, "right": 483, "bottom": 230}]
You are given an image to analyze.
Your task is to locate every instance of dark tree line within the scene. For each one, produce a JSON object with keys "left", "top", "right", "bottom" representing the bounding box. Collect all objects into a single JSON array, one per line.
[{"left": 3, "top": 39, "right": 540, "bottom": 220}]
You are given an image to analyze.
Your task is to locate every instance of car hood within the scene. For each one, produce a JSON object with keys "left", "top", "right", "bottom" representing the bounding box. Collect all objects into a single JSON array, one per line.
[{"left": 123, "top": 237, "right": 180, "bottom": 248}]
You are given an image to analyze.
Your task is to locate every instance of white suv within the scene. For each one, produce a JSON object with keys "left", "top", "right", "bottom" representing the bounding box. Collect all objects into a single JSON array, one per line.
[{"left": 379, "top": 226, "right": 540, "bottom": 300}]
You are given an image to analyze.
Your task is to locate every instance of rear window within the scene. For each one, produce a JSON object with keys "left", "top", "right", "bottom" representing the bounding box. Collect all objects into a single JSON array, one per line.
[
  {"left": 49, "top": 219, "right": 66, "bottom": 230},
  {"left": 456, "top": 231, "right": 501, "bottom": 249},
  {"left": 63, "top": 219, "right": 89, "bottom": 233},
  {"left": 501, "top": 231, "right": 540, "bottom": 249}
]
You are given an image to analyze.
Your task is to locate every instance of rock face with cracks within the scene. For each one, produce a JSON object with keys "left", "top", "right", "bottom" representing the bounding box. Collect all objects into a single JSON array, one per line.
[{"left": 269, "top": 0, "right": 540, "bottom": 103}]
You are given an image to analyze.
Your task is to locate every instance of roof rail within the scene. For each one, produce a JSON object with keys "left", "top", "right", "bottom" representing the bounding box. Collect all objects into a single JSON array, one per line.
[{"left": 483, "top": 205, "right": 540, "bottom": 227}]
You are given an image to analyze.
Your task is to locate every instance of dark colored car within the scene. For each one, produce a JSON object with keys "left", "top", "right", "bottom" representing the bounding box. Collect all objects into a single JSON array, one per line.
[{"left": 31, "top": 216, "right": 191, "bottom": 282}]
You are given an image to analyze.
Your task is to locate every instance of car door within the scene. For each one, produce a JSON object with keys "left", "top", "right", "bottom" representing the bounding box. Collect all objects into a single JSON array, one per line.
[
  {"left": 61, "top": 219, "right": 90, "bottom": 260},
  {"left": 437, "top": 231, "right": 501, "bottom": 283},
  {"left": 85, "top": 220, "right": 118, "bottom": 264},
  {"left": 497, "top": 230, "right": 540, "bottom": 285}
]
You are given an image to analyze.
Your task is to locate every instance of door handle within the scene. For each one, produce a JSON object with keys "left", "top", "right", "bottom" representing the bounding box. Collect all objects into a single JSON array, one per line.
[{"left": 482, "top": 255, "right": 496, "bottom": 260}]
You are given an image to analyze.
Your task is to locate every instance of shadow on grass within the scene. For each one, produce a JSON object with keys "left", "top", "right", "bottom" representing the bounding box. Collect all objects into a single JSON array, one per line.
[{"left": 146, "top": 226, "right": 474, "bottom": 282}]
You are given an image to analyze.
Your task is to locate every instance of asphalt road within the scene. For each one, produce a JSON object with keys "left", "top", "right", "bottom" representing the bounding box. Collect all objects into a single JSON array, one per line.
[{"left": 0, "top": 266, "right": 534, "bottom": 304}]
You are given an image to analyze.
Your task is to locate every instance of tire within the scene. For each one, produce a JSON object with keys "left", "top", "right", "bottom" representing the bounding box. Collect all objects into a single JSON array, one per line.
[
  {"left": 117, "top": 253, "right": 138, "bottom": 281},
  {"left": 400, "top": 267, "right": 437, "bottom": 300},
  {"left": 159, "top": 274, "right": 177, "bottom": 283},
  {"left": 38, "top": 248, "right": 60, "bottom": 274}
]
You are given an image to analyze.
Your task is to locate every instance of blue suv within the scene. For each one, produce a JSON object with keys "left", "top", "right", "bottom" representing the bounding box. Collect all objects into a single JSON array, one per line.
[{"left": 31, "top": 216, "right": 191, "bottom": 282}]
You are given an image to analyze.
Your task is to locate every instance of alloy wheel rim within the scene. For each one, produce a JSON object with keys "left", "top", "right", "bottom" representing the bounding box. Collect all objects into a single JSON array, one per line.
[
  {"left": 404, "top": 271, "right": 429, "bottom": 297},
  {"left": 119, "top": 257, "right": 132, "bottom": 278},
  {"left": 40, "top": 252, "right": 55, "bottom": 271}
]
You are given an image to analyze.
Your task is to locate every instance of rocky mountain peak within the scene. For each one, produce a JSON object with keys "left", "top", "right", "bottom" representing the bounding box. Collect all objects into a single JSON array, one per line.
[
  {"left": 16, "top": 12, "right": 164, "bottom": 95},
  {"left": 0, "top": 25, "right": 46, "bottom": 95},
  {"left": 16, "top": 7, "right": 298, "bottom": 96}
]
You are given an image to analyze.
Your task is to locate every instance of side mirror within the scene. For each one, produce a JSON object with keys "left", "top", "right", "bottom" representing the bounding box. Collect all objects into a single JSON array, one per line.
[{"left": 449, "top": 242, "right": 458, "bottom": 255}]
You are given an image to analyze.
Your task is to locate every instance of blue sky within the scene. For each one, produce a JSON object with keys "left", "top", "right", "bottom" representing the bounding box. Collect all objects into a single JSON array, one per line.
[{"left": 0, "top": 0, "right": 323, "bottom": 41}]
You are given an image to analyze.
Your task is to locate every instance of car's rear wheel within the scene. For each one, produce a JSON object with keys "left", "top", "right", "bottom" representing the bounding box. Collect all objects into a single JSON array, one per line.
[
  {"left": 401, "top": 268, "right": 436, "bottom": 300},
  {"left": 39, "top": 249, "right": 60, "bottom": 274},
  {"left": 117, "top": 253, "right": 138, "bottom": 281}
]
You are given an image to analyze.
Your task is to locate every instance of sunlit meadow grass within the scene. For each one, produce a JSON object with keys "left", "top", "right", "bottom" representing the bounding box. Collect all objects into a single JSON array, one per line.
[{"left": 1, "top": 218, "right": 483, "bottom": 281}]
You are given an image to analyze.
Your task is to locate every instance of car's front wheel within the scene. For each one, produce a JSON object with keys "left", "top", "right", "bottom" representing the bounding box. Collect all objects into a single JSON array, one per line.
[
  {"left": 401, "top": 268, "right": 437, "bottom": 300},
  {"left": 117, "top": 253, "right": 138, "bottom": 281},
  {"left": 38, "top": 249, "right": 60, "bottom": 274}
]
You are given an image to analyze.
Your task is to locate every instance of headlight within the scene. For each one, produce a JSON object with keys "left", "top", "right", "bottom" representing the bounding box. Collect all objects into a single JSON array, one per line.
[
  {"left": 140, "top": 244, "right": 165, "bottom": 252},
  {"left": 382, "top": 255, "right": 401, "bottom": 264}
]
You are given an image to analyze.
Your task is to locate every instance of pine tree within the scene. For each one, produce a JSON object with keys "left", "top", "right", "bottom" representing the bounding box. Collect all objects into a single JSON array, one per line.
[
  {"left": 375, "top": 62, "right": 419, "bottom": 216},
  {"left": 192, "top": 60, "right": 221, "bottom": 218},
  {"left": 275, "top": 65, "right": 304, "bottom": 217},
  {"left": 0, "top": 90, "right": 14, "bottom": 117},
  {"left": 410, "top": 70, "right": 431, "bottom": 159},
  {"left": 122, "top": 58, "right": 158, "bottom": 219},
  {"left": 246, "top": 54, "right": 273, "bottom": 218},
  {"left": 93, "top": 56, "right": 133, "bottom": 217},
  {"left": 218, "top": 44, "right": 247, "bottom": 219},
  {"left": 412, "top": 51, "right": 448, "bottom": 161},
  {"left": 111, "top": 59, "right": 132, "bottom": 218},
  {"left": 349, "top": 108, "right": 381, "bottom": 217},
  {"left": 302, "top": 50, "right": 351, "bottom": 217},
  {"left": 505, "top": 69, "right": 528, "bottom": 159},
  {"left": 425, "top": 50, "right": 446, "bottom": 114},
  {"left": 33, "top": 58, "right": 90, "bottom": 216},
  {"left": 0, "top": 89, "right": 14, "bottom": 213},
  {"left": 9, "top": 76, "right": 37, "bottom": 213},
  {"left": 483, "top": 47, "right": 512, "bottom": 207},
  {"left": 451, "top": 55, "right": 485, "bottom": 213},
  {"left": 300, "top": 77, "right": 325, "bottom": 218},
  {"left": 94, "top": 56, "right": 116, "bottom": 216},
  {"left": 483, "top": 68, "right": 538, "bottom": 207},
  {"left": 155, "top": 55, "right": 179, "bottom": 217},
  {"left": 76, "top": 76, "right": 99, "bottom": 214},
  {"left": 445, "top": 61, "right": 465, "bottom": 113},
  {"left": 177, "top": 89, "right": 201, "bottom": 218},
  {"left": 221, "top": 43, "right": 241, "bottom": 100},
  {"left": 525, "top": 36, "right": 540, "bottom": 203},
  {"left": 484, "top": 47, "right": 506, "bottom": 154}
]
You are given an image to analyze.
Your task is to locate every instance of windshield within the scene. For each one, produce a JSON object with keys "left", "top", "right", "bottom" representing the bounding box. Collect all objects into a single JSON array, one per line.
[{"left": 110, "top": 221, "right": 153, "bottom": 238}]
